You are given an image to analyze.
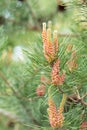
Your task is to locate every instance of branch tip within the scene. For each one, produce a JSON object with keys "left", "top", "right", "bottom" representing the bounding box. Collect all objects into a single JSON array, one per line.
[
  {"left": 53, "top": 30, "right": 58, "bottom": 38},
  {"left": 42, "top": 22, "right": 46, "bottom": 31}
]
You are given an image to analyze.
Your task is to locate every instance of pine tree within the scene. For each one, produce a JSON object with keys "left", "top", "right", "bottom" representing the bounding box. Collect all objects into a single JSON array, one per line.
[{"left": 0, "top": 0, "right": 87, "bottom": 130}]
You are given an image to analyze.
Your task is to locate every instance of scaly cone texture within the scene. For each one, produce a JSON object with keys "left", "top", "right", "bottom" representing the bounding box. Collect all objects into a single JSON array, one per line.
[
  {"left": 42, "top": 22, "right": 58, "bottom": 63},
  {"left": 48, "top": 96, "right": 58, "bottom": 128},
  {"left": 52, "top": 59, "right": 65, "bottom": 85},
  {"left": 48, "top": 93, "right": 67, "bottom": 128}
]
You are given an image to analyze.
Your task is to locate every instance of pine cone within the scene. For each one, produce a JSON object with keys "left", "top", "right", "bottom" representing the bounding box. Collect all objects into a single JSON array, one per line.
[
  {"left": 80, "top": 121, "right": 87, "bottom": 130},
  {"left": 48, "top": 94, "right": 66, "bottom": 128},
  {"left": 48, "top": 97, "right": 61, "bottom": 128},
  {"left": 42, "top": 22, "right": 58, "bottom": 63},
  {"left": 52, "top": 59, "right": 65, "bottom": 85},
  {"left": 36, "top": 85, "right": 46, "bottom": 96}
]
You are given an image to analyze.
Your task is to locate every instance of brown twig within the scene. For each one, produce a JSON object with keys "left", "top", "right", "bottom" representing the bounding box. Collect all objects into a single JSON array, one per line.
[
  {"left": 75, "top": 87, "right": 87, "bottom": 106},
  {"left": 58, "top": 33, "right": 80, "bottom": 37},
  {"left": 80, "top": 93, "right": 87, "bottom": 106},
  {"left": 0, "top": 71, "right": 10, "bottom": 86},
  {"left": 0, "top": 108, "right": 23, "bottom": 123},
  {"left": 80, "top": 99, "right": 87, "bottom": 106},
  {"left": 82, "top": 93, "right": 87, "bottom": 99},
  {"left": 57, "top": 86, "right": 65, "bottom": 94},
  {"left": 0, "top": 71, "right": 19, "bottom": 96},
  {"left": 67, "top": 93, "right": 87, "bottom": 106}
]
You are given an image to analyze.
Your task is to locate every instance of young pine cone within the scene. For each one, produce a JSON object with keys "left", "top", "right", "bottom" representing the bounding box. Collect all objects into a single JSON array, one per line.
[
  {"left": 80, "top": 121, "right": 87, "bottom": 130},
  {"left": 48, "top": 94, "right": 66, "bottom": 128},
  {"left": 36, "top": 84, "right": 46, "bottom": 96},
  {"left": 42, "top": 22, "right": 58, "bottom": 63},
  {"left": 48, "top": 97, "right": 61, "bottom": 128},
  {"left": 52, "top": 59, "right": 65, "bottom": 85}
]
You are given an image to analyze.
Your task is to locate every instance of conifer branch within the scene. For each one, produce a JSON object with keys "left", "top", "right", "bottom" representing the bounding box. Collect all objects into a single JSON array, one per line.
[
  {"left": 82, "top": 93, "right": 87, "bottom": 99},
  {"left": 58, "top": 33, "right": 80, "bottom": 37},
  {"left": 67, "top": 94, "right": 87, "bottom": 106},
  {"left": 57, "top": 86, "right": 65, "bottom": 94},
  {"left": 0, "top": 71, "right": 18, "bottom": 96},
  {"left": 0, "top": 71, "right": 33, "bottom": 119},
  {"left": 0, "top": 108, "right": 23, "bottom": 123},
  {"left": 26, "top": 0, "right": 40, "bottom": 29}
]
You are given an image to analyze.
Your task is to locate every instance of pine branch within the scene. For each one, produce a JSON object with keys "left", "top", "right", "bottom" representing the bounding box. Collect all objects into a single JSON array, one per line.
[
  {"left": 0, "top": 71, "right": 18, "bottom": 96},
  {"left": 67, "top": 94, "right": 87, "bottom": 106},
  {"left": 58, "top": 33, "right": 80, "bottom": 37},
  {"left": 0, "top": 108, "right": 23, "bottom": 123},
  {"left": 26, "top": 0, "right": 40, "bottom": 29},
  {"left": 82, "top": 93, "right": 87, "bottom": 99},
  {"left": 57, "top": 86, "right": 65, "bottom": 94}
]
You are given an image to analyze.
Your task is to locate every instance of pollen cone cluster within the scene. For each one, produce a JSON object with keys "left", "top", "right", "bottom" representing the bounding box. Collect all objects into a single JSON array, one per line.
[
  {"left": 48, "top": 96, "right": 58, "bottom": 128},
  {"left": 42, "top": 21, "right": 58, "bottom": 63},
  {"left": 48, "top": 94, "right": 66, "bottom": 128},
  {"left": 52, "top": 59, "right": 65, "bottom": 85}
]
